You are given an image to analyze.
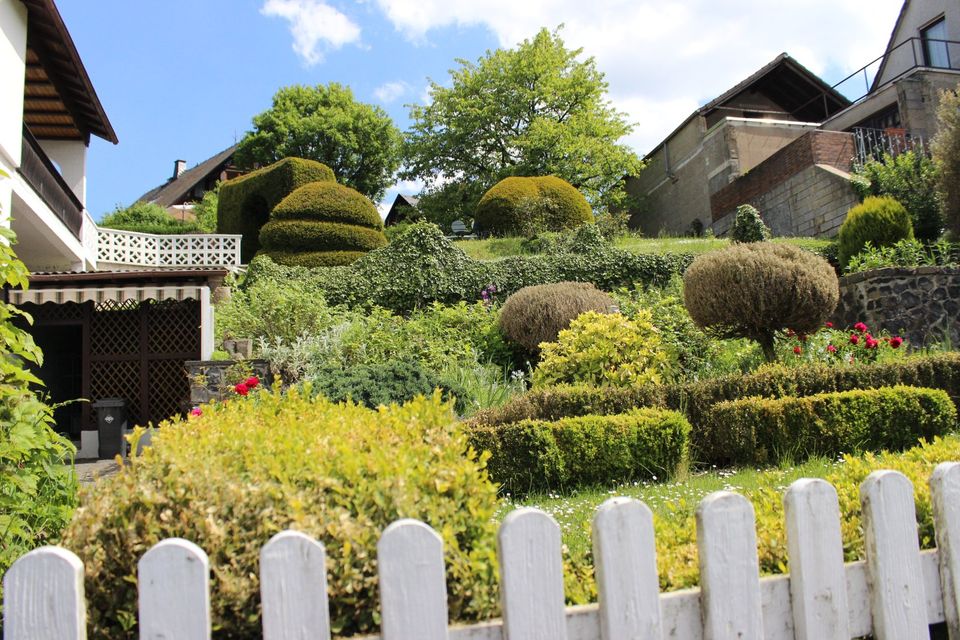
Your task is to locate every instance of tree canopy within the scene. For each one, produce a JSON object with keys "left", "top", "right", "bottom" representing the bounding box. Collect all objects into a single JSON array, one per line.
[
  {"left": 235, "top": 83, "right": 402, "bottom": 202},
  {"left": 402, "top": 28, "right": 643, "bottom": 226}
]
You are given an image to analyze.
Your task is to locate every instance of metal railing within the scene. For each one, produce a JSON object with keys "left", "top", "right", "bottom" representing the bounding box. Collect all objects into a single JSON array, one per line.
[
  {"left": 96, "top": 227, "right": 243, "bottom": 268},
  {"left": 17, "top": 127, "right": 84, "bottom": 240},
  {"left": 852, "top": 126, "right": 927, "bottom": 166}
]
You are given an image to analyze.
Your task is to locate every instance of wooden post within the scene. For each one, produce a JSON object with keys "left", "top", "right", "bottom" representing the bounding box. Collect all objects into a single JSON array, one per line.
[
  {"left": 784, "top": 478, "right": 850, "bottom": 639},
  {"left": 3, "top": 546, "right": 86, "bottom": 640},
  {"left": 260, "top": 530, "right": 330, "bottom": 640},
  {"left": 696, "top": 491, "right": 763, "bottom": 640},
  {"left": 138, "top": 538, "right": 211, "bottom": 640},
  {"left": 592, "top": 497, "right": 662, "bottom": 640},
  {"left": 931, "top": 462, "right": 960, "bottom": 639},
  {"left": 860, "top": 470, "right": 928, "bottom": 640},
  {"left": 377, "top": 520, "right": 449, "bottom": 640},
  {"left": 498, "top": 508, "right": 568, "bottom": 640}
]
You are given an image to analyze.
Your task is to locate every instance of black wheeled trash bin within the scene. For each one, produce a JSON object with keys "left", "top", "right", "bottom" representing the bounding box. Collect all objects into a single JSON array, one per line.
[{"left": 93, "top": 398, "right": 128, "bottom": 459}]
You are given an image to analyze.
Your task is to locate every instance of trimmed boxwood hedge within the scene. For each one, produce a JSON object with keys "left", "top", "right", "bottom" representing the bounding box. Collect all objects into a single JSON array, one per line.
[
  {"left": 700, "top": 386, "right": 956, "bottom": 466},
  {"left": 259, "top": 220, "right": 388, "bottom": 252},
  {"left": 467, "top": 353, "right": 960, "bottom": 464},
  {"left": 259, "top": 181, "right": 387, "bottom": 267},
  {"left": 217, "top": 158, "right": 335, "bottom": 262},
  {"left": 467, "top": 408, "right": 690, "bottom": 494},
  {"left": 475, "top": 175, "right": 593, "bottom": 237}
]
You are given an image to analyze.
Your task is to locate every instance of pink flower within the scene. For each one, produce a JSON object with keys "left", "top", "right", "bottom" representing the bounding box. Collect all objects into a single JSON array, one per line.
[
  {"left": 793, "top": 346, "right": 802, "bottom": 355},
  {"left": 890, "top": 336, "right": 904, "bottom": 349},
  {"left": 190, "top": 407, "right": 202, "bottom": 417},
  {"left": 854, "top": 322, "right": 868, "bottom": 333},
  {"left": 850, "top": 334, "right": 860, "bottom": 345},
  {"left": 865, "top": 337, "right": 879, "bottom": 349},
  {"left": 245, "top": 376, "right": 260, "bottom": 388},
  {"left": 234, "top": 382, "right": 249, "bottom": 396},
  {"left": 827, "top": 344, "right": 837, "bottom": 353},
  {"left": 825, "top": 322, "right": 834, "bottom": 329}
]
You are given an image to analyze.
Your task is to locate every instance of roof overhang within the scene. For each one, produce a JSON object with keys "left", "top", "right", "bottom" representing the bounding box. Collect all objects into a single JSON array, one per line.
[
  {"left": 8, "top": 269, "right": 227, "bottom": 305},
  {"left": 21, "top": 0, "right": 117, "bottom": 144}
]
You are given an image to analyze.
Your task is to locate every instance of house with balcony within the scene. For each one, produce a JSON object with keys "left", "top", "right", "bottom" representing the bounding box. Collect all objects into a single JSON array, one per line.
[{"left": 1, "top": 0, "right": 243, "bottom": 458}]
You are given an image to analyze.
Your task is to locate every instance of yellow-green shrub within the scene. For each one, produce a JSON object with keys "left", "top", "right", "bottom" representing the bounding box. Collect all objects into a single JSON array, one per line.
[
  {"left": 259, "top": 220, "right": 388, "bottom": 252},
  {"left": 60, "top": 391, "right": 499, "bottom": 638},
  {"left": 469, "top": 409, "right": 690, "bottom": 494},
  {"left": 533, "top": 311, "right": 669, "bottom": 387},
  {"left": 837, "top": 195, "right": 914, "bottom": 268},
  {"left": 700, "top": 385, "right": 957, "bottom": 465}
]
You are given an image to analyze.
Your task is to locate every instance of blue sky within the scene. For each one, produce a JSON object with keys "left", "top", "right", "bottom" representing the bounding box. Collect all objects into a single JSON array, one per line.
[{"left": 56, "top": 0, "right": 904, "bottom": 220}]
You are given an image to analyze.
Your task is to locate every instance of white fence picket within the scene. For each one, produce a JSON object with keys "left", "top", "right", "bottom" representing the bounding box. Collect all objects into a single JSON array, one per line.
[
  {"left": 498, "top": 508, "right": 568, "bottom": 640},
  {"left": 2, "top": 546, "right": 86, "bottom": 640},
  {"left": 783, "top": 478, "right": 850, "bottom": 640},
  {"left": 377, "top": 520, "right": 449, "bottom": 640},
  {"left": 696, "top": 491, "right": 763, "bottom": 640},
  {"left": 931, "top": 462, "right": 960, "bottom": 638},
  {"left": 592, "top": 497, "right": 662, "bottom": 640},
  {"left": 138, "top": 538, "right": 211, "bottom": 640},
  {"left": 860, "top": 470, "right": 928, "bottom": 640},
  {"left": 260, "top": 531, "right": 330, "bottom": 640}
]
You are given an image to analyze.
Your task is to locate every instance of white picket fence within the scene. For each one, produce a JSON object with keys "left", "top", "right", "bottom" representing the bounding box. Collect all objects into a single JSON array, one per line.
[{"left": 4, "top": 464, "right": 960, "bottom": 639}]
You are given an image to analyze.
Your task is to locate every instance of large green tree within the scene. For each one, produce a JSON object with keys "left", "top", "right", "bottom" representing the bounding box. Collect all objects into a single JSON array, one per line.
[
  {"left": 402, "top": 28, "right": 643, "bottom": 226},
  {"left": 235, "top": 83, "right": 402, "bottom": 201}
]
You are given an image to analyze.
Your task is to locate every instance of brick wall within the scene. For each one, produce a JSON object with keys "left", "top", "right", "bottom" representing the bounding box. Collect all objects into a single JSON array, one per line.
[{"left": 709, "top": 130, "right": 855, "bottom": 221}]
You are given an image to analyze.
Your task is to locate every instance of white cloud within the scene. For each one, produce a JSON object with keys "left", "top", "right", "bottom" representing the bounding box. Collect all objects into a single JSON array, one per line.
[
  {"left": 374, "top": 80, "right": 411, "bottom": 103},
  {"left": 261, "top": 0, "right": 361, "bottom": 66},
  {"left": 372, "top": 0, "right": 904, "bottom": 154}
]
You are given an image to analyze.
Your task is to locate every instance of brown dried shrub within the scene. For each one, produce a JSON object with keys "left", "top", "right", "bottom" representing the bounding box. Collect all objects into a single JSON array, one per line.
[
  {"left": 498, "top": 281, "right": 615, "bottom": 352},
  {"left": 683, "top": 242, "right": 838, "bottom": 361}
]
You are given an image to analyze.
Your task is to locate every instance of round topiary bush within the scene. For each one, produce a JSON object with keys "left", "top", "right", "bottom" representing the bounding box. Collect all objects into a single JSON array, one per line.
[
  {"left": 730, "top": 204, "right": 771, "bottom": 243},
  {"left": 60, "top": 391, "right": 500, "bottom": 638},
  {"left": 259, "top": 181, "right": 387, "bottom": 266},
  {"left": 499, "top": 281, "right": 615, "bottom": 352},
  {"left": 683, "top": 242, "right": 838, "bottom": 361},
  {"left": 475, "top": 176, "right": 593, "bottom": 237},
  {"left": 837, "top": 195, "right": 914, "bottom": 268}
]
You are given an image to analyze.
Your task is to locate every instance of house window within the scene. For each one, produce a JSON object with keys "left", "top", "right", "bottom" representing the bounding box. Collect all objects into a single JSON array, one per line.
[{"left": 922, "top": 18, "right": 950, "bottom": 68}]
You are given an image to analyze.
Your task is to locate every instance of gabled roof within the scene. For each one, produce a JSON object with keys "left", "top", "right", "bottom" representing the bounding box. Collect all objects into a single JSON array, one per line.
[
  {"left": 645, "top": 53, "right": 850, "bottom": 158},
  {"left": 138, "top": 145, "right": 238, "bottom": 206},
  {"left": 384, "top": 193, "right": 420, "bottom": 226},
  {"left": 870, "top": 0, "right": 912, "bottom": 92},
  {"left": 21, "top": 0, "right": 117, "bottom": 143}
]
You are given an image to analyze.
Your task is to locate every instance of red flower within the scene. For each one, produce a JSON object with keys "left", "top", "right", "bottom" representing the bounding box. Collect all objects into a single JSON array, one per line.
[
  {"left": 890, "top": 336, "right": 903, "bottom": 349},
  {"left": 245, "top": 375, "right": 260, "bottom": 388},
  {"left": 850, "top": 334, "right": 859, "bottom": 345},
  {"left": 189, "top": 406, "right": 202, "bottom": 417},
  {"left": 865, "top": 336, "right": 879, "bottom": 349},
  {"left": 786, "top": 328, "right": 795, "bottom": 337},
  {"left": 825, "top": 322, "right": 834, "bottom": 329},
  {"left": 827, "top": 344, "right": 837, "bottom": 353},
  {"left": 793, "top": 346, "right": 802, "bottom": 355},
  {"left": 234, "top": 382, "right": 249, "bottom": 396},
  {"left": 854, "top": 322, "right": 868, "bottom": 333}
]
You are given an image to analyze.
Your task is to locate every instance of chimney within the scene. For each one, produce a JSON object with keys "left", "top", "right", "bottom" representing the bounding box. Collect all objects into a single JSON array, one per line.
[{"left": 173, "top": 159, "right": 187, "bottom": 179}]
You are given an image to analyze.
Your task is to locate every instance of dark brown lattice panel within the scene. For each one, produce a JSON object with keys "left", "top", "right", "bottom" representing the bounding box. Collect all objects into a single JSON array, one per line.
[
  {"left": 20, "top": 301, "right": 85, "bottom": 323},
  {"left": 91, "top": 299, "right": 139, "bottom": 356},
  {"left": 148, "top": 300, "right": 200, "bottom": 355},
  {"left": 89, "top": 359, "right": 141, "bottom": 427},
  {"left": 148, "top": 359, "right": 191, "bottom": 423}
]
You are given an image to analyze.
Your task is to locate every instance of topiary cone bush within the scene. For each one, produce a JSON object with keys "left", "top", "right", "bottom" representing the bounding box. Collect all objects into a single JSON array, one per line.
[
  {"left": 730, "top": 204, "right": 771, "bottom": 243},
  {"left": 499, "top": 281, "right": 615, "bottom": 352},
  {"left": 683, "top": 242, "right": 839, "bottom": 362},
  {"left": 837, "top": 195, "right": 914, "bottom": 269},
  {"left": 475, "top": 176, "right": 593, "bottom": 237},
  {"left": 60, "top": 391, "right": 500, "bottom": 638},
  {"left": 258, "top": 181, "right": 387, "bottom": 267}
]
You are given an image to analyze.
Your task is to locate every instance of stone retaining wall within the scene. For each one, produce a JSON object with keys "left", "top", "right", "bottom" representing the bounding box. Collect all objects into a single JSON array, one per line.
[{"left": 833, "top": 267, "right": 960, "bottom": 346}]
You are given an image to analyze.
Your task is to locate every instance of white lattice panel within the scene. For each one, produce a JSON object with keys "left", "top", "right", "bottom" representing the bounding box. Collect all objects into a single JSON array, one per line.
[{"left": 97, "top": 228, "right": 242, "bottom": 268}]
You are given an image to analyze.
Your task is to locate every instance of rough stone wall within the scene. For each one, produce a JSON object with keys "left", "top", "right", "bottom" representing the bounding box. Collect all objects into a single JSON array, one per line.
[
  {"left": 712, "top": 163, "right": 859, "bottom": 237},
  {"left": 832, "top": 267, "right": 960, "bottom": 347}
]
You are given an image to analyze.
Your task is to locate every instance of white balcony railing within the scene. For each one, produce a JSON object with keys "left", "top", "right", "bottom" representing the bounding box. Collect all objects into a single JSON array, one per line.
[{"left": 97, "top": 228, "right": 242, "bottom": 269}]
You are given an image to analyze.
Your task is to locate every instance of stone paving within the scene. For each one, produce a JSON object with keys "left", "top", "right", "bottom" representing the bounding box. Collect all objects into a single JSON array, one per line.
[{"left": 75, "top": 459, "right": 121, "bottom": 484}]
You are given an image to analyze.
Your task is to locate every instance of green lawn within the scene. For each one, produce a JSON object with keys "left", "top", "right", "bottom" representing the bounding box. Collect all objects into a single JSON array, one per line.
[
  {"left": 455, "top": 234, "right": 836, "bottom": 261},
  {"left": 498, "top": 456, "right": 840, "bottom": 559}
]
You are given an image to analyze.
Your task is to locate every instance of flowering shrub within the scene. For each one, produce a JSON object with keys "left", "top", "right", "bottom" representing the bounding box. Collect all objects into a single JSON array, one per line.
[{"left": 777, "top": 320, "right": 907, "bottom": 367}]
